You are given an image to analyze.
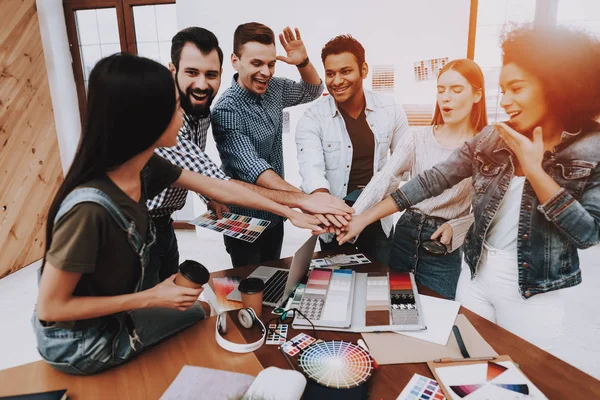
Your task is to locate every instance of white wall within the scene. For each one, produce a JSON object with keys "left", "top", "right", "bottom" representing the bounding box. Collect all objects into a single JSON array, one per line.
[
  {"left": 36, "top": 0, "right": 471, "bottom": 217},
  {"left": 36, "top": 0, "right": 82, "bottom": 174}
]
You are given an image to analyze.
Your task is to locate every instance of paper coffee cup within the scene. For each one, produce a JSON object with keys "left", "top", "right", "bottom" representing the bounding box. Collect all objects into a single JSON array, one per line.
[
  {"left": 238, "top": 278, "right": 265, "bottom": 317},
  {"left": 174, "top": 260, "right": 210, "bottom": 289}
]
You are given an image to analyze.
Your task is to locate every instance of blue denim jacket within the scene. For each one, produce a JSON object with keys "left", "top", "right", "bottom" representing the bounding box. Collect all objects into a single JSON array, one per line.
[{"left": 391, "top": 123, "right": 600, "bottom": 299}]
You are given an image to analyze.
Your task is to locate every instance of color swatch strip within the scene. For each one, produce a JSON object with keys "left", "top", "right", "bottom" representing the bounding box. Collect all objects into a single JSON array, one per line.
[{"left": 396, "top": 374, "right": 446, "bottom": 400}]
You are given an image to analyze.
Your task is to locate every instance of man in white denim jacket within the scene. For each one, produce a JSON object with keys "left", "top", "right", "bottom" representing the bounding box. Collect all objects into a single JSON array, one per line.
[{"left": 295, "top": 35, "right": 410, "bottom": 264}]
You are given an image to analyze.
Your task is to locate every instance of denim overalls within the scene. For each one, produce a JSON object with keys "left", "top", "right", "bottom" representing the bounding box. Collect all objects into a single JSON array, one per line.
[{"left": 32, "top": 188, "right": 204, "bottom": 375}]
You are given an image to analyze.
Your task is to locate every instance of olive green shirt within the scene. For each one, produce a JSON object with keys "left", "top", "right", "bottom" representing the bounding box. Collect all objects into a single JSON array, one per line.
[{"left": 45, "top": 155, "right": 182, "bottom": 296}]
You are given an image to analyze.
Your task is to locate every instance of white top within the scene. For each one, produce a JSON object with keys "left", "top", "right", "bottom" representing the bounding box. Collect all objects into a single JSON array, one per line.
[
  {"left": 353, "top": 126, "right": 474, "bottom": 252},
  {"left": 485, "top": 176, "right": 526, "bottom": 251},
  {"left": 295, "top": 90, "right": 410, "bottom": 242}
]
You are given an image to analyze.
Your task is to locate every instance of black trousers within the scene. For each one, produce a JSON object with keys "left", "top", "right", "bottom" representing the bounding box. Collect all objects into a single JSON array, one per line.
[
  {"left": 319, "top": 221, "right": 392, "bottom": 266},
  {"left": 223, "top": 222, "right": 284, "bottom": 268}
]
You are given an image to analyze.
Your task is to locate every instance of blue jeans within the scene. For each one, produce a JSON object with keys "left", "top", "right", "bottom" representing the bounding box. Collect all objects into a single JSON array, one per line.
[
  {"left": 32, "top": 305, "right": 205, "bottom": 375},
  {"left": 33, "top": 189, "right": 205, "bottom": 375},
  {"left": 390, "top": 210, "right": 462, "bottom": 299}
]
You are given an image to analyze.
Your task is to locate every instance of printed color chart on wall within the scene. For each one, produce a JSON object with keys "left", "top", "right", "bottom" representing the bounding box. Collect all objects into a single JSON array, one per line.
[
  {"left": 414, "top": 57, "right": 449, "bottom": 81},
  {"left": 189, "top": 211, "right": 270, "bottom": 243}
]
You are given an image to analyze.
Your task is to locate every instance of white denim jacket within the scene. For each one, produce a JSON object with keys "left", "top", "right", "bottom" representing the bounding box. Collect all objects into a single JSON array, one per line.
[{"left": 295, "top": 90, "right": 410, "bottom": 242}]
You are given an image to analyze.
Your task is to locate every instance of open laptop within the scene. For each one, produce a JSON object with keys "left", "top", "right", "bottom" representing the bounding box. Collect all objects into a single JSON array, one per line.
[{"left": 227, "top": 235, "right": 317, "bottom": 307}]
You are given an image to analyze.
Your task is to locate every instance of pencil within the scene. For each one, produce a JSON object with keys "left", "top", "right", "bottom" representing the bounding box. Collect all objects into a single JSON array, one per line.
[{"left": 433, "top": 356, "right": 496, "bottom": 363}]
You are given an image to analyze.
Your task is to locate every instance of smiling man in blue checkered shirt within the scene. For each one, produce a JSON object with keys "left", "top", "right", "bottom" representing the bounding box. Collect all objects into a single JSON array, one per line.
[
  {"left": 148, "top": 27, "right": 353, "bottom": 276},
  {"left": 212, "top": 23, "right": 325, "bottom": 267}
]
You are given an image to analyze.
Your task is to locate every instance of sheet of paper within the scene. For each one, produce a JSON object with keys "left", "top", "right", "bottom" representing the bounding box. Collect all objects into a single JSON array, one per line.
[
  {"left": 160, "top": 365, "right": 254, "bottom": 400},
  {"left": 361, "top": 314, "right": 498, "bottom": 365},
  {"left": 395, "top": 295, "right": 461, "bottom": 345},
  {"left": 435, "top": 361, "right": 547, "bottom": 400}
]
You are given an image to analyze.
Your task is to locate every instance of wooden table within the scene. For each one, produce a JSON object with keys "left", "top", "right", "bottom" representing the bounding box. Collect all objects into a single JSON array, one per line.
[
  {"left": 1, "top": 253, "right": 599, "bottom": 399},
  {"left": 0, "top": 313, "right": 262, "bottom": 399},
  {"left": 213, "top": 254, "right": 600, "bottom": 400}
]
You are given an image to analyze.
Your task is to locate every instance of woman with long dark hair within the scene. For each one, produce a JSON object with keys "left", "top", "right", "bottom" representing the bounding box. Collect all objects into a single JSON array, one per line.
[
  {"left": 340, "top": 26, "right": 600, "bottom": 349},
  {"left": 348, "top": 59, "right": 487, "bottom": 299},
  {"left": 34, "top": 53, "right": 324, "bottom": 375}
]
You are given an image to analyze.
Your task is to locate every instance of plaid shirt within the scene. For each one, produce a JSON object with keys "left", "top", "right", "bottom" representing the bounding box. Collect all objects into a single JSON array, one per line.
[
  {"left": 147, "top": 113, "right": 229, "bottom": 217},
  {"left": 212, "top": 74, "right": 323, "bottom": 225}
]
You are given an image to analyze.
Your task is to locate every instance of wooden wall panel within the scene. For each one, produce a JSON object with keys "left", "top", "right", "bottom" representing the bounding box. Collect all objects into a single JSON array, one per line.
[{"left": 0, "top": 0, "right": 63, "bottom": 278}]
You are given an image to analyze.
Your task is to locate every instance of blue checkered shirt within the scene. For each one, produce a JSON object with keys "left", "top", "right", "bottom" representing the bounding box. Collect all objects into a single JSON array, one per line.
[
  {"left": 211, "top": 74, "right": 323, "bottom": 225},
  {"left": 148, "top": 113, "right": 229, "bottom": 217}
]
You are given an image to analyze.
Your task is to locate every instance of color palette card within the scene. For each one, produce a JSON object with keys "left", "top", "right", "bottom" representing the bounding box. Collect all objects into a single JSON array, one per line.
[
  {"left": 390, "top": 272, "right": 419, "bottom": 326},
  {"left": 210, "top": 277, "right": 243, "bottom": 312},
  {"left": 366, "top": 274, "right": 391, "bottom": 326},
  {"left": 281, "top": 333, "right": 316, "bottom": 356},
  {"left": 397, "top": 374, "right": 446, "bottom": 400},
  {"left": 310, "top": 253, "right": 371, "bottom": 268},
  {"left": 266, "top": 324, "right": 288, "bottom": 345},
  {"left": 435, "top": 361, "right": 547, "bottom": 399},
  {"left": 189, "top": 211, "right": 270, "bottom": 243}
]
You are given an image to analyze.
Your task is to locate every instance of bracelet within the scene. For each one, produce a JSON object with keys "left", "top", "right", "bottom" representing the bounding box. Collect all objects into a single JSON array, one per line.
[{"left": 296, "top": 57, "right": 310, "bottom": 68}]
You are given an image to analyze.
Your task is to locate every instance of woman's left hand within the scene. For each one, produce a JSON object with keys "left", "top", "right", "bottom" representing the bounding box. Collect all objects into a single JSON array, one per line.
[
  {"left": 496, "top": 123, "right": 544, "bottom": 176},
  {"left": 431, "top": 223, "right": 453, "bottom": 246}
]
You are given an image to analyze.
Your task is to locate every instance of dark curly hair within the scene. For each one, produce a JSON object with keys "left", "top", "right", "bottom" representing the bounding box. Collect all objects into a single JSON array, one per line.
[
  {"left": 321, "top": 34, "right": 366, "bottom": 68},
  {"left": 501, "top": 25, "right": 600, "bottom": 129}
]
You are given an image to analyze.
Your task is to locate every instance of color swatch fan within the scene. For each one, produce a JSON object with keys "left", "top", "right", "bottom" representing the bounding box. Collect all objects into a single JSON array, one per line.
[{"left": 298, "top": 340, "right": 373, "bottom": 389}]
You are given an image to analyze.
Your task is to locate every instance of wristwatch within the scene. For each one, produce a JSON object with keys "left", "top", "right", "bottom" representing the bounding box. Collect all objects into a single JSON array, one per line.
[{"left": 296, "top": 57, "right": 310, "bottom": 68}]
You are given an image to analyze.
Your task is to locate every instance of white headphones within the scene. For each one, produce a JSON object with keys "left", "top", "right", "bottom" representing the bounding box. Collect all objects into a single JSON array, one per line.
[{"left": 215, "top": 308, "right": 266, "bottom": 353}]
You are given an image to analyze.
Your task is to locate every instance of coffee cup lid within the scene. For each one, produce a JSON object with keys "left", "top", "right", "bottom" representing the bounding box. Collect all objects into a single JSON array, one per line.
[
  {"left": 238, "top": 277, "right": 265, "bottom": 294},
  {"left": 179, "top": 260, "right": 210, "bottom": 285}
]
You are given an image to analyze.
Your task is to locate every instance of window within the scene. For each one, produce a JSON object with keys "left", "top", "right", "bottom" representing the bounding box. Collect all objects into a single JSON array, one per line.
[
  {"left": 64, "top": 0, "right": 176, "bottom": 123},
  {"left": 472, "top": 0, "right": 537, "bottom": 123},
  {"left": 556, "top": 0, "right": 600, "bottom": 39}
]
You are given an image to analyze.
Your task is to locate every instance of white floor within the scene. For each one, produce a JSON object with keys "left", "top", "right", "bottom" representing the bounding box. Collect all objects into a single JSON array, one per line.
[{"left": 1, "top": 223, "right": 599, "bottom": 382}]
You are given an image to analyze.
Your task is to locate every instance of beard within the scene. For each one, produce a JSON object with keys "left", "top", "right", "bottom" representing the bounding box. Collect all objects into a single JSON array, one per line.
[{"left": 176, "top": 77, "right": 214, "bottom": 118}]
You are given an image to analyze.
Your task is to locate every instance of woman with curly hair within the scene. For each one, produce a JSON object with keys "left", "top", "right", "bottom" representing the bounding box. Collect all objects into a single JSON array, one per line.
[{"left": 339, "top": 26, "right": 600, "bottom": 349}]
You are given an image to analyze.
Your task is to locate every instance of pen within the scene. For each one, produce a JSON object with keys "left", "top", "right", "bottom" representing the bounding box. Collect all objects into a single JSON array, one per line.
[
  {"left": 357, "top": 339, "right": 379, "bottom": 370},
  {"left": 433, "top": 356, "right": 496, "bottom": 363},
  {"left": 453, "top": 325, "right": 471, "bottom": 359}
]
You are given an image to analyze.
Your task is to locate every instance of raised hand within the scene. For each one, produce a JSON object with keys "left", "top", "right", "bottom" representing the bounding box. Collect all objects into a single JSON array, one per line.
[
  {"left": 276, "top": 26, "right": 308, "bottom": 65},
  {"left": 496, "top": 123, "right": 544, "bottom": 176}
]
